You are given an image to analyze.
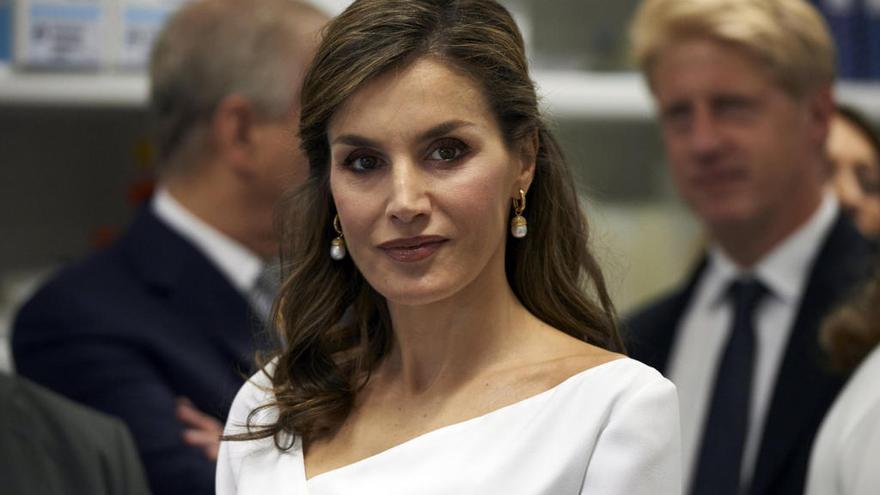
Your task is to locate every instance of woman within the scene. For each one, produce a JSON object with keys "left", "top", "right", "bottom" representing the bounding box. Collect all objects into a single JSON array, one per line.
[
  {"left": 806, "top": 271, "right": 880, "bottom": 495},
  {"left": 826, "top": 105, "right": 880, "bottom": 238},
  {"left": 217, "top": 1, "right": 680, "bottom": 493}
]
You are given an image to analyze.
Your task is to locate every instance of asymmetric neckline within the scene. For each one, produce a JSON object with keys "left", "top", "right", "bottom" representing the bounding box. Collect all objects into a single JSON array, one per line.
[
  {"left": 217, "top": 355, "right": 681, "bottom": 495},
  {"left": 304, "top": 357, "right": 628, "bottom": 482}
]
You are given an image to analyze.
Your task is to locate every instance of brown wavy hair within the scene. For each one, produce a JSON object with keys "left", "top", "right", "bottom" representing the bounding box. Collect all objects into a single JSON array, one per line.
[
  {"left": 821, "top": 271, "right": 880, "bottom": 371},
  {"left": 236, "top": 0, "right": 623, "bottom": 447}
]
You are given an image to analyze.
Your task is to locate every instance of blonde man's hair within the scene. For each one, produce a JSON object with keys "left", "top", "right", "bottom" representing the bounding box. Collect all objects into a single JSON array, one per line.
[{"left": 629, "top": 0, "right": 835, "bottom": 97}]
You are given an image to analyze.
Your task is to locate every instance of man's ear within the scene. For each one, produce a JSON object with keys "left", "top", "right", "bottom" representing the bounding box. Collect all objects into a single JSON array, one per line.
[
  {"left": 211, "top": 94, "right": 257, "bottom": 175},
  {"left": 806, "top": 85, "right": 834, "bottom": 150},
  {"left": 514, "top": 129, "right": 539, "bottom": 194}
]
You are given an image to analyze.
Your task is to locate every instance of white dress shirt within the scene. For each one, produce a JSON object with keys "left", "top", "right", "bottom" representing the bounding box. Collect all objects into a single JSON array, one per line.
[
  {"left": 151, "top": 188, "right": 263, "bottom": 295},
  {"left": 669, "top": 192, "right": 839, "bottom": 492}
]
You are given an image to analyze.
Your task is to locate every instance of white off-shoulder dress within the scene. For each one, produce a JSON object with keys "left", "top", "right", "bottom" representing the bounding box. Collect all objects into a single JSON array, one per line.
[
  {"left": 806, "top": 345, "right": 880, "bottom": 495},
  {"left": 217, "top": 358, "right": 681, "bottom": 495}
]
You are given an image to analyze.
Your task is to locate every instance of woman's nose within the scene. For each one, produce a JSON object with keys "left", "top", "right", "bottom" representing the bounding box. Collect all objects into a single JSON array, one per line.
[{"left": 385, "top": 161, "right": 431, "bottom": 223}]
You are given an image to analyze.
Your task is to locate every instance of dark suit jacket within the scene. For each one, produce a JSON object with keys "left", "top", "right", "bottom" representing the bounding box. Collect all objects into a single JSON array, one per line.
[
  {"left": 12, "top": 209, "right": 269, "bottom": 495},
  {"left": 625, "top": 212, "right": 874, "bottom": 495},
  {"left": 0, "top": 373, "right": 150, "bottom": 495}
]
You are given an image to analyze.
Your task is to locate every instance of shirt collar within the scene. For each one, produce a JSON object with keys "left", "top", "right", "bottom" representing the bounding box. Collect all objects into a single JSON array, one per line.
[
  {"left": 705, "top": 192, "right": 839, "bottom": 306},
  {"left": 151, "top": 188, "right": 263, "bottom": 293}
]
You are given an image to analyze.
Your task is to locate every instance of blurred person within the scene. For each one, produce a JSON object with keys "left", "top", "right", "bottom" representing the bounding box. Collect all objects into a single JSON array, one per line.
[
  {"left": 807, "top": 268, "right": 880, "bottom": 495},
  {"left": 826, "top": 105, "right": 880, "bottom": 238},
  {"left": 217, "top": 0, "right": 681, "bottom": 493},
  {"left": 625, "top": 1, "right": 874, "bottom": 495},
  {"left": 0, "top": 372, "right": 150, "bottom": 494},
  {"left": 11, "top": 1, "right": 327, "bottom": 494}
]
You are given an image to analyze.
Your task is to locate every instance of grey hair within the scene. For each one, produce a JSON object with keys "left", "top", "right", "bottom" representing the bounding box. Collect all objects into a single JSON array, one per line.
[{"left": 149, "top": 0, "right": 326, "bottom": 171}]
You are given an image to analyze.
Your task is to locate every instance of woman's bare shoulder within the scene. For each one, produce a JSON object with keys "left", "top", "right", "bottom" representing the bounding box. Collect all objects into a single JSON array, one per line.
[
  {"left": 505, "top": 327, "right": 625, "bottom": 392},
  {"left": 542, "top": 348, "right": 625, "bottom": 386}
]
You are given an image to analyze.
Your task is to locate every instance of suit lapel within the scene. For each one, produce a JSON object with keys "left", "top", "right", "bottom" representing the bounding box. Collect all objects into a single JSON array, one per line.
[
  {"left": 119, "top": 209, "right": 262, "bottom": 372},
  {"left": 749, "top": 213, "right": 872, "bottom": 495},
  {"left": 169, "top": 258, "right": 262, "bottom": 369},
  {"left": 626, "top": 258, "right": 708, "bottom": 373}
]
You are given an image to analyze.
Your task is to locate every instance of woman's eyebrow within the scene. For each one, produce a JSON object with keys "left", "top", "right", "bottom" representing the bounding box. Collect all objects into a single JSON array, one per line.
[
  {"left": 417, "top": 120, "right": 476, "bottom": 142},
  {"left": 330, "top": 119, "right": 477, "bottom": 147}
]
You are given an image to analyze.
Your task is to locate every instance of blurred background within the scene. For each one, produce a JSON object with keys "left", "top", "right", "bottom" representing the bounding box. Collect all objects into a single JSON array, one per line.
[{"left": 1, "top": 0, "right": 878, "bottom": 371}]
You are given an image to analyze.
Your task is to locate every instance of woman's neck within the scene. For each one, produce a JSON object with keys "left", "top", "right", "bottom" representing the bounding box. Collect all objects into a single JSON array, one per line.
[{"left": 380, "top": 268, "right": 537, "bottom": 396}]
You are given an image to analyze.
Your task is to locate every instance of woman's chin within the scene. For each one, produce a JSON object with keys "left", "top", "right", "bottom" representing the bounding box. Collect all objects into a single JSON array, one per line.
[{"left": 377, "top": 281, "right": 460, "bottom": 309}]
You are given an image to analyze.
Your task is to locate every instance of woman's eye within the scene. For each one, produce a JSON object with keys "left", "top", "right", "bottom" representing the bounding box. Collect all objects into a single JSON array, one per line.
[
  {"left": 427, "top": 140, "right": 467, "bottom": 162},
  {"left": 431, "top": 146, "right": 459, "bottom": 160},
  {"left": 345, "top": 153, "right": 381, "bottom": 172}
]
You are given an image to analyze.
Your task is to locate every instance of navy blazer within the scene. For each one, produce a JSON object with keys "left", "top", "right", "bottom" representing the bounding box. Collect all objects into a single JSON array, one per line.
[
  {"left": 625, "top": 212, "right": 874, "bottom": 495},
  {"left": 12, "top": 209, "right": 270, "bottom": 495}
]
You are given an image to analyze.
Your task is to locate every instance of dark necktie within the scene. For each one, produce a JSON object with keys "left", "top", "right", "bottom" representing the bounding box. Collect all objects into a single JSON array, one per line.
[
  {"left": 690, "top": 278, "right": 767, "bottom": 495},
  {"left": 249, "top": 263, "right": 281, "bottom": 324}
]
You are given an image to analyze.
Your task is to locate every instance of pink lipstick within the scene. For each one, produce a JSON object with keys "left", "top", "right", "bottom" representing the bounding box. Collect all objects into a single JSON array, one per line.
[{"left": 378, "top": 236, "right": 448, "bottom": 262}]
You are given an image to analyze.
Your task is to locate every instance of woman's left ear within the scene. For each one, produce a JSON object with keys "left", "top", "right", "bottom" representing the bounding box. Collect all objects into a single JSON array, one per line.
[{"left": 515, "top": 129, "right": 539, "bottom": 194}]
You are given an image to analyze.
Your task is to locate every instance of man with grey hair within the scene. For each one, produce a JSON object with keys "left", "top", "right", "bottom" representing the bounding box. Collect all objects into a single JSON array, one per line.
[
  {"left": 11, "top": 1, "right": 327, "bottom": 494},
  {"left": 625, "top": 1, "right": 873, "bottom": 495}
]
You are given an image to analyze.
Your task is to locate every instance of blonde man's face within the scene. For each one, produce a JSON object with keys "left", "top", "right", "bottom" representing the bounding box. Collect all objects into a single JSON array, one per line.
[{"left": 650, "top": 38, "right": 827, "bottom": 237}]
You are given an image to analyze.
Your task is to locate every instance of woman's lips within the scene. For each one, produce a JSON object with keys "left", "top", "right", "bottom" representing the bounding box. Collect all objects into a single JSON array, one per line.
[{"left": 378, "top": 236, "right": 448, "bottom": 262}]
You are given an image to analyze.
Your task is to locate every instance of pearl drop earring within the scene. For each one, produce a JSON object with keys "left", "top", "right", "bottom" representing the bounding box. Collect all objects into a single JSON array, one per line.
[
  {"left": 510, "top": 188, "right": 528, "bottom": 238},
  {"left": 330, "top": 214, "right": 347, "bottom": 260}
]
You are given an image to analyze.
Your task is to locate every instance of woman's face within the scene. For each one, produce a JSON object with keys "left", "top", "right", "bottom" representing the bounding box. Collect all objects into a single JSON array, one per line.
[
  {"left": 827, "top": 114, "right": 880, "bottom": 236},
  {"left": 328, "top": 57, "right": 534, "bottom": 307}
]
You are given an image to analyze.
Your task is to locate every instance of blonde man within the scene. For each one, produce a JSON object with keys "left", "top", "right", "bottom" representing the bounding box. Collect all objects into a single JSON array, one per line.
[{"left": 625, "top": 1, "right": 874, "bottom": 495}]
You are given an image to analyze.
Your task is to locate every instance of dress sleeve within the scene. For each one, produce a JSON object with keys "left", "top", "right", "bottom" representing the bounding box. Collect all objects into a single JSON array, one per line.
[
  {"left": 215, "top": 414, "right": 240, "bottom": 495},
  {"left": 216, "top": 366, "right": 275, "bottom": 495},
  {"left": 839, "top": 400, "right": 880, "bottom": 495},
  {"left": 581, "top": 373, "right": 682, "bottom": 495}
]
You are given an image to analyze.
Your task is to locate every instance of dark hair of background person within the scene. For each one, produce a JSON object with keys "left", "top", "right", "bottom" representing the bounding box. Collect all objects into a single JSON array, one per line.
[
  {"left": 835, "top": 104, "right": 880, "bottom": 161},
  {"left": 231, "top": 0, "right": 624, "bottom": 446},
  {"left": 821, "top": 263, "right": 880, "bottom": 371}
]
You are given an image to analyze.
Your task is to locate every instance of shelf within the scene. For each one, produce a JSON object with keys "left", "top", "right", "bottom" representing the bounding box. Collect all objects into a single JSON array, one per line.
[
  {"left": 0, "top": 68, "right": 147, "bottom": 108},
  {"left": 1, "top": 67, "right": 879, "bottom": 121},
  {"left": 536, "top": 71, "right": 653, "bottom": 120},
  {"left": 535, "top": 71, "right": 880, "bottom": 122},
  {"left": 0, "top": 68, "right": 651, "bottom": 114}
]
